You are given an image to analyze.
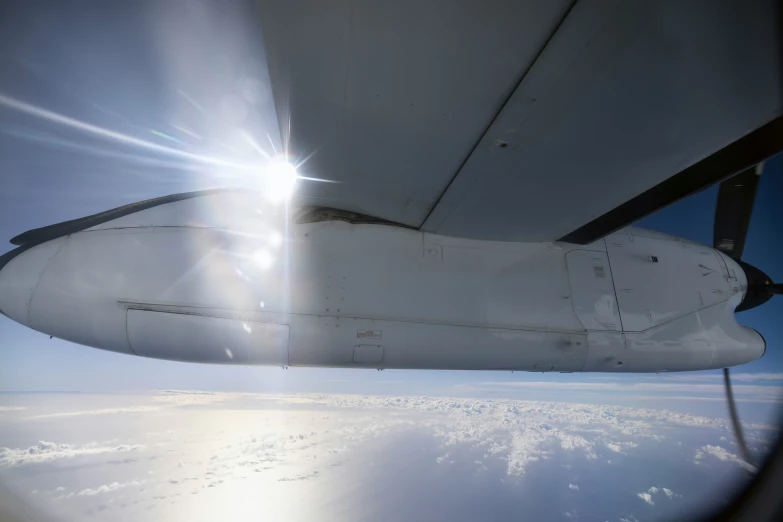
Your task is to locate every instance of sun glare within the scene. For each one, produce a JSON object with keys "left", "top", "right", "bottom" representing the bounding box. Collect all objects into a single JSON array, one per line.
[
  {"left": 253, "top": 249, "right": 274, "bottom": 270},
  {"left": 264, "top": 157, "right": 298, "bottom": 202}
]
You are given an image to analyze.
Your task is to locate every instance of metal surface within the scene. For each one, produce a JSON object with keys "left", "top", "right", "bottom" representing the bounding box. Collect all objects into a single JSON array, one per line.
[
  {"left": 127, "top": 310, "right": 289, "bottom": 364},
  {"left": 6, "top": 2, "right": 777, "bottom": 250},
  {"left": 10, "top": 189, "right": 238, "bottom": 245},
  {"left": 258, "top": 0, "right": 574, "bottom": 226},
  {"left": 565, "top": 249, "right": 622, "bottom": 331},
  {"left": 0, "top": 192, "right": 766, "bottom": 372},
  {"left": 419, "top": 0, "right": 782, "bottom": 241},
  {"left": 605, "top": 232, "right": 740, "bottom": 332}
]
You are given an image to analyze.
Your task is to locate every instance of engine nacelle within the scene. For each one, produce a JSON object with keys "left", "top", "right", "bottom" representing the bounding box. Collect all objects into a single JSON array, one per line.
[{"left": 0, "top": 191, "right": 765, "bottom": 372}]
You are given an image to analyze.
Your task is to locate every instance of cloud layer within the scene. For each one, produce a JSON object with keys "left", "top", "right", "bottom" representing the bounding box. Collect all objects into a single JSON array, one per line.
[
  {"left": 0, "top": 391, "right": 774, "bottom": 522},
  {"left": 0, "top": 441, "right": 145, "bottom": 468}
]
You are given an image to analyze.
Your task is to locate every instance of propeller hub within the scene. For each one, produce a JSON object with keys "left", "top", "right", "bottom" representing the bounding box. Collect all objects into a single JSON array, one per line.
[{"left": 736, "top": 260, "right": 775, "bottom": 312}]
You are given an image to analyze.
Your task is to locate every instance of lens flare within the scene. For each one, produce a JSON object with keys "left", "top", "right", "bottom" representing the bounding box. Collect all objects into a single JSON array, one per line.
[
  {"left": 0, "top": 93, "right": 241, "bottom": 168},
  {"left": 253, "top": 249, "right": 274, "bottom": 270},
  {"left": 264, "top": 158, "right": 298, "bottom": 202},
  {"left": 269, "top": 230, "right": 283, "bottom": 248}
]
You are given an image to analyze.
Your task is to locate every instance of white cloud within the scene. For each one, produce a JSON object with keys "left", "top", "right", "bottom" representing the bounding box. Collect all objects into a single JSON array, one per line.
[
  {"left": 248, "top": 392, "right": 776, "bottom": 477},
  {"left": 77, "top": 480, "right": 145, "bottom": 496},
  {"left": 0, "top": 406, "right": 26, "bottom": 411},
  {"left": 694, "top": 445, "right": 757, "bottom": 472},
  {"left": 637, "top": 492, "right": 654, "bottom": 505},
  {"left": 559, "top": 434, "right": 595, "bottom": 456},
  {"left": 32, "top": 391, "right": 674, "bottom": 482},
  {"left": 639, "top": 485, "right": 680, "bottom": 503},
  {"left": 150, "top": 390, "right": 234, "bottom": 406},
  {"left": 663, "top": 488, "right": 680, "bottom": 499},
  {"left": 278, "top": 471, "right": 319, "bottom": 482},
  {"left": 24, "top": 406, "right": 160, "bottom": 420},
  {"left": 471, "top": 381, "right": 783, "bottom": 403},
  {"left": 663, "top": 372, "right": 783, "bottom": 383},
  {"left": 0, "top": 390, "right": 765, "bottom": 520},
  {"left": 731, "top": 373, "right": 783, "bottom": 382},
  {"left": 0, "top": 440, "right": 145, "bottom": 468}
]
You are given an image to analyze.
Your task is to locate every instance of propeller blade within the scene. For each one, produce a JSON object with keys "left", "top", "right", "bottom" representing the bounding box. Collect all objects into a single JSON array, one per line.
[
  {"left": 713, "top": 163, "right": 763, "bottom": 260},
  {"left": 723, "top": 368, "right": 753, "bottom": 467}
]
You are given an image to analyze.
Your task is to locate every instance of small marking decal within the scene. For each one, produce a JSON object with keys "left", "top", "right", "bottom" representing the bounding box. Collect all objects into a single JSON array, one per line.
[
  {"left": 357, "top": 330, "right": 382, "bottom": 339},
  {"left": 593, "top": 265, "right": 605, "bottom": 279}
]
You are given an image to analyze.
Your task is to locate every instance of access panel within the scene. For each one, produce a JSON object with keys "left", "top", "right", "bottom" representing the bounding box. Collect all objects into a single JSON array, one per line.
[
  {"left": 565, "top": 249, "right": 622, "bottom": 331},
  {"left": 353, "top": 345, "right": 384, "bottom": 364},
  {"left": 606, "top": 232, "right": 731, "bottom": 332}
]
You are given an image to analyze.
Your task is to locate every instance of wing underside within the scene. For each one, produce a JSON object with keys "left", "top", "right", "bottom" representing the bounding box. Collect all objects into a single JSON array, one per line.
[
  {"left": 5, "top": 1, "right": 783, "bottom": 250},
  {"left": 258, "top": 0, "right": 783, "bottom": 242}
]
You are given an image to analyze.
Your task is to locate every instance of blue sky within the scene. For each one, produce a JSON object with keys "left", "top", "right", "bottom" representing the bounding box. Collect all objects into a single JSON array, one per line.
[{"left": 0, "top": 0, "right": 782, "bottom": 423}]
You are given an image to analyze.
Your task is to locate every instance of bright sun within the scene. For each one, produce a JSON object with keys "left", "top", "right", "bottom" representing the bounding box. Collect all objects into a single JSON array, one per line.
[{"left": 264, "top": 157, "right": 298, "bottom": 202}]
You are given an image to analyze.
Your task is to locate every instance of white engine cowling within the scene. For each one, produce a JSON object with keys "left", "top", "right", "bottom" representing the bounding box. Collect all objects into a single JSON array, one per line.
[{"left": 0, "top": 191, "right": 765, "bottom": 372}]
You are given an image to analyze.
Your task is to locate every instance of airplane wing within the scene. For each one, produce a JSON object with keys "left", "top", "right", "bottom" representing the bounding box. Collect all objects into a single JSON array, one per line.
[{"left": 258, "top": 0, "right": 783, "bottom": 243}]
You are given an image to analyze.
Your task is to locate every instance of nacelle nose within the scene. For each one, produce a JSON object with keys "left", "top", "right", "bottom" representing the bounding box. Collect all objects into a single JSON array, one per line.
[
  {"left": 0, "top": 238, "right": 66, "bottom": 327},
  {"left": 715, "top": 250, "right": 747, "bottom": 291},
  {"left": 719, "top": 324, "right": 766, "bottom": 367}
]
